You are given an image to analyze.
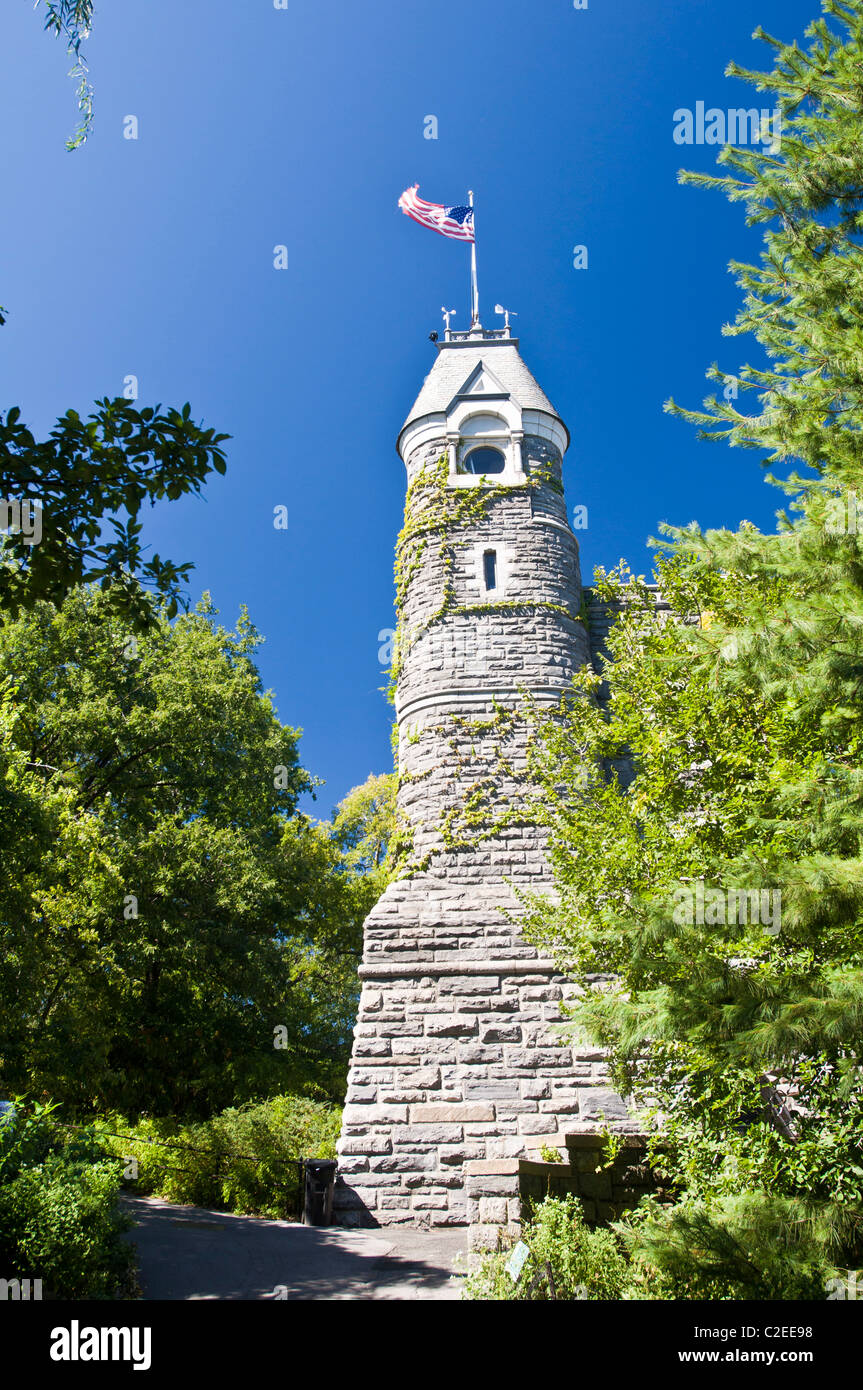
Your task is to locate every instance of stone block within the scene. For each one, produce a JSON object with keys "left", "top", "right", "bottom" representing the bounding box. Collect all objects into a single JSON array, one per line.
[
  {"left": 371, "top": 1208, "right": 418, "bottom": 1225},
  {"left": 517, "top": 1114, "right": 558, "bottom": 1135},
  {"left": 464, "top": 1081, "right": 520, "bottom": 1101},
  {"left": 345, "top": 1173, "right": 403, "bottom": 1188},
  {"left": 410, "top": 1103, "right": 494, "bottom": 1123},
  {"left": 506, "top": 1049, "right": 572, "bottom": 1069},
  {"left": 411, "top": 1194, "right": 450, "bottom": 1210},
  {"left": 429, "top": 1209, "right": 469, "bottom": 1228},
  {"left": 401, "top": 1124, "right": 464, "bottom": 1144},
  {"left": 575, "top": 1089, "right": 630, "bottom": 1123},
  {"left": 478, "top": 1198, "right": 508, "bottom": 1224},
  {"left": 521, "top": 985, "right": 561, "bottom": 1001},
  {"left": 424, "top": 1015, "right": 478, "bottom": 1037},
  {"left": 457, "top": 1045, "right": 503, "bottom": 1064},
  {"left": 332, "top": 1186, "right": 377, "bottom": 1210},
  {"left": 344, "top": 1085, "right": 376, "bottom": 1104},
  {"left": 369, "top": 1153, "right": 437, "bottom": 1174},
  {"left": 479, "top": 1023, "right": 522, "bottom": 1044},
  {"left": 348, "top": 1069, "right": 391, "bottom": 1087},
  {"left": 338, "top": 1135, "right": 391, "bottom": 1156},
  {"left": 353, "top": 1039, "right": 391, "bottom": 1058},
  {"left": 577, "top": 1170, "right": 613, "bottom": 1200},
  {"left": 335, "top": 1156, "right": 369, "bottom": 1174},
  {"left": 438, "top": 975, "right": 500, "bottom": 995},
  {"left": 469, "top": 1224, "right": 503, "bottom": 1251},
  {"left": 341, "top": 1103, "right": 408, "bottom": 1127},
  {"left": 466, "top": 1175, "right": 521, "bottom": 1199},
  {"left": 407, "top": 1039, "right": 458, "bottom": 1055}
]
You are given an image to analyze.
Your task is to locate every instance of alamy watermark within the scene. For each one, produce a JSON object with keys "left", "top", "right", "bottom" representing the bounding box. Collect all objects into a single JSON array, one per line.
[
  {"left": 0, "top": 498, "right": 42, "bottom": 545},
  {"left": 672, "top": 882, "right": 782, "bottom": 935},
  {"left": 379, "top": 623, "right": 501, "bottom": 671},
  {"left": 827, "top": 1271, "right": 861, "bottom": 1300},
  {"left": 673, "top": 103, "right": 782, "bottom": 154},
  {"left": 0, "top": 1277, "right": 42, "bottom": 1300},
  {"left": 825, "top": 492, "right": 861, "bottom": 535}
]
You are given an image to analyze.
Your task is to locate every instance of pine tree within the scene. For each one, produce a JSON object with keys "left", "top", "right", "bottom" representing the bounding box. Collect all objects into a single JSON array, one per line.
[{"left": 523, "top": 0, "right": 863, "bottom": 1282}]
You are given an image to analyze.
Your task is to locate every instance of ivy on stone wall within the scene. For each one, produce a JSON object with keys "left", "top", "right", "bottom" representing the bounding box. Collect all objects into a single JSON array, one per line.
[{"left": 386, "top": 450, "right": 579, "bottom": 880}]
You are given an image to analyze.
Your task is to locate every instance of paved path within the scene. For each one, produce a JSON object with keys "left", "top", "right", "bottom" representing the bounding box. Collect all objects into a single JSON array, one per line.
[{"left": 123, "top": 1196, "right": 467, "bottom": 1301}]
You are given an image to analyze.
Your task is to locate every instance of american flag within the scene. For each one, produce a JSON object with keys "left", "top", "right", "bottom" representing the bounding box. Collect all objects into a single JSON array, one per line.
[{"left": 398, "top": 185, "right": 475, "bottom": 243}]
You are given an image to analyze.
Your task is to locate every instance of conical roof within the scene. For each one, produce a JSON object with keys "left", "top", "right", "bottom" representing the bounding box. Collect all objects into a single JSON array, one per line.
[{"left": 398, "top": 332, "right": 568, "bottom": 453}]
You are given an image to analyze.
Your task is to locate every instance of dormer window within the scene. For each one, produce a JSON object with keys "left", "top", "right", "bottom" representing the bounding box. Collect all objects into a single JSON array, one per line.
[{"left": 463, "top": 445, "right": 506, "bottom": 476}]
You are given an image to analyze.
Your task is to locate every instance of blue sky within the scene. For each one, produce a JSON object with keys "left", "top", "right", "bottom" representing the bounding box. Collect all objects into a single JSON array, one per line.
[{"left": 0, "top": 0, "right": 823, "bottom": 812}]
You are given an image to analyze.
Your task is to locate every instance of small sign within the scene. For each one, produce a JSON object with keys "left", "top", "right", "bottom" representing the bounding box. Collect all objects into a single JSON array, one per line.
[{"left": 505, "top": 1241, "right": 530, "bottom": 1282}]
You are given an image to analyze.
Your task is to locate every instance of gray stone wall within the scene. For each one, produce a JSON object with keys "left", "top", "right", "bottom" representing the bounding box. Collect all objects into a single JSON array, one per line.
[
  {"left": 466, "top": 1135, "right": 664, "bottom": 1252},
  {"left": 334, "top": 434, "right": 633, "bottom": 1230}
]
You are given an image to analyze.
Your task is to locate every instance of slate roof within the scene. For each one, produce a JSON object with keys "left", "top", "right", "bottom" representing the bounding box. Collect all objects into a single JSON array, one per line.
[{"left": 398, "top": 335, "right": 567, "bottom": 448}]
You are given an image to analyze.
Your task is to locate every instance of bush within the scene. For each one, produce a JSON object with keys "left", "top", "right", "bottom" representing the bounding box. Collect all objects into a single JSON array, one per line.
[
  {"left": 0, "top": 1100, "right": 135, "bottom": 1299},
  {"left": 0, "top": 1099, "right": 57, "bottom": 1182},
  {"left": 616, "top": 1193, "right": 838, "bottom": 1301},
  {"left": 464, "top": 1195, "right": 631, "bottom": 1301},
  {"left": 95, "top": 1093, "right": 341, "bottom": 1219}
]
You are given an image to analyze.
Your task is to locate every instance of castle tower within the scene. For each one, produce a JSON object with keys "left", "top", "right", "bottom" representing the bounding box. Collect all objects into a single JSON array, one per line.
[{"left": 334, "top": 319, "right": 626, "bottom": 1231}]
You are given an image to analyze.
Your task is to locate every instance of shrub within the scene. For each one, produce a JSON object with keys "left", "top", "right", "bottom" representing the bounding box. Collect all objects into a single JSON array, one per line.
[
  {"left": 616, "top": 1193, "right": 838, "bottom": 1301},
  {"left": 0, "top": 1100, "right": 135, "bottom": 1299},
  {"left": 95, "top": 1093, "right": 341, "bottom": 1219},
  {"left": 463, "top": 1195, "right": 631, "bottom": 1301}
]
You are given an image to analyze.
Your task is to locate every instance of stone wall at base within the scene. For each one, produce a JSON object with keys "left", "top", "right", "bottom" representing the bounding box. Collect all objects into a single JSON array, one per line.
[
  {"left": 333, "top": 871, "right": 639, "bottom": 1229},
  {"left": 465, "top": 1136, "right": 662, "bottom": 1252}
]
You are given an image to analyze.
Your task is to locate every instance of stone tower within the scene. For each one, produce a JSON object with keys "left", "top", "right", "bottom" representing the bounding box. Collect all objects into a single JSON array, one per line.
[{"left": 334, "top": 318, "right": 628, "bottom": 1232}]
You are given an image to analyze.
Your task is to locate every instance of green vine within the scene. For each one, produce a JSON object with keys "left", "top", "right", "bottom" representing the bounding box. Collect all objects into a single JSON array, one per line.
[
  {"left": 385, "top": 448, "right": 573, "bottom": 878},
  {"left": 388, "top": 453, "right": 575, "bottom": 698}
]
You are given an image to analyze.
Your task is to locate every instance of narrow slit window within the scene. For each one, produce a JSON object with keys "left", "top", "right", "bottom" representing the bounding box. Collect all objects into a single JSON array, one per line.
[{"left": 483, "top": 550, "right": 497, "bottom": 592}]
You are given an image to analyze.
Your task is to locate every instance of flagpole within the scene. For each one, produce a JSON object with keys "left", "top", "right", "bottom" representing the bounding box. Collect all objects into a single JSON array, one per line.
[{"left": 468, "top": 189, "right": 478, "bottom": 326}]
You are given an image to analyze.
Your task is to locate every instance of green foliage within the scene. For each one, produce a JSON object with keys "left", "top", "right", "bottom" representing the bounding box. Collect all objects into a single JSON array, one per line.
[
  {"left": 523, "top": 551, "right": 863, "bottom": 1089},
  {"left": 276, "top": 771, "right": 396, "bottom": 1091},
  {"left": 617, "top": 1194, "right": 836, "bottom": 1301},
  {"left": 331, "top": 772, "right": 396, "bottom": 881},
  {"left": 0, "top": 1098, "right": 61, "bottom": 1183},
  {"left": 0, "top": 399, "right": 229, "bottom": 627},
  {"left": 667, "top": 0, "right": 863, "bottom": 480},
  {"left": 464, "top": 1195, "right": 630, "bottom": 1301},
  {"left": 0, "top": 1098, "right": 135, "bottom": 1298},
  {"left": 0, "top": 586, "right": 383, "bottom": 1115},
  {"left": 34, "top": 2, "right": 95, "bottom": 150},
  {"left": 644, "top": 1051, "right": 863, "bottom": 1215},
  {"left": 521, "top": 0, "right": 863, "bottom": 1291},
  {"left": 94, "top": 1095, "right": 341, "bottom": 1219},
  {"left": 0, "top": 1156, "right": 134, "bottom": 1298}
]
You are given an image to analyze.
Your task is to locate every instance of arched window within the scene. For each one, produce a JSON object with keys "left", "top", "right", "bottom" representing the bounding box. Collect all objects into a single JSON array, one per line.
[{"left": 463, "top": 445, "right": 506, "bottom": 475}]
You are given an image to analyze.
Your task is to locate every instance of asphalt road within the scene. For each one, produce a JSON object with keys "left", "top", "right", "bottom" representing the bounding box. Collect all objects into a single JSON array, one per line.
[{"left": 123, "top": 1196, "right": 467, "bottom": 1301}]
